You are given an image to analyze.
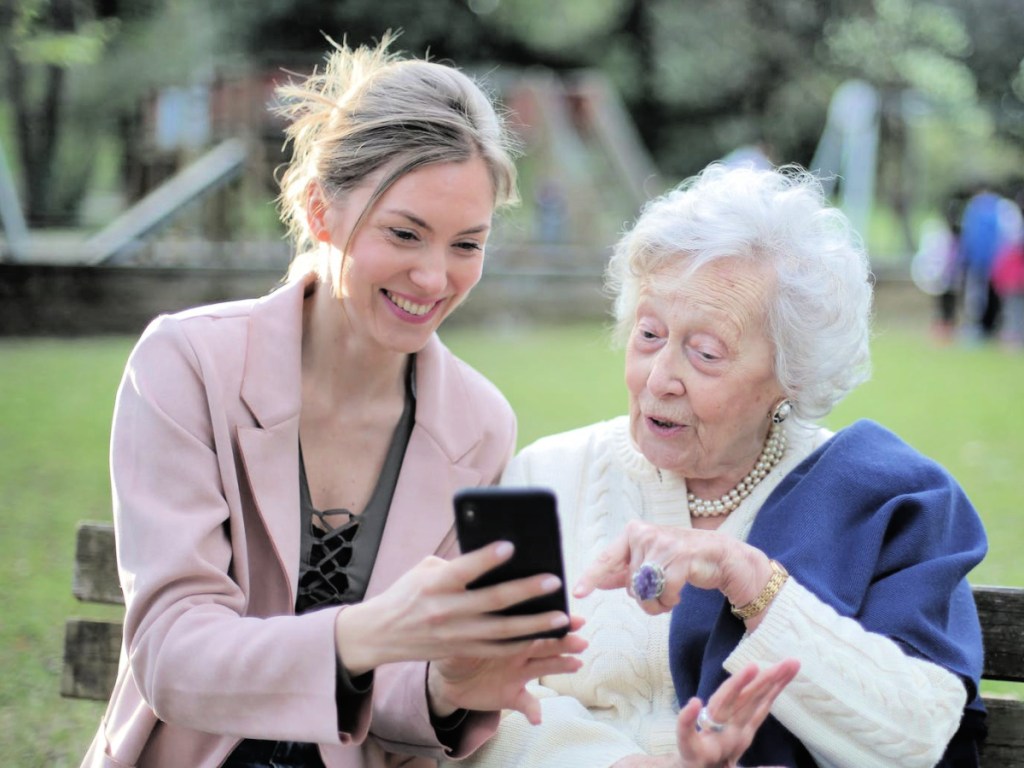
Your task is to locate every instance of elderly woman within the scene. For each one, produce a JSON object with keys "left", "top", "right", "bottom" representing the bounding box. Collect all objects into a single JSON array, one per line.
[{"left": 455, "top": 164, "right": 987, "bottom": 768}]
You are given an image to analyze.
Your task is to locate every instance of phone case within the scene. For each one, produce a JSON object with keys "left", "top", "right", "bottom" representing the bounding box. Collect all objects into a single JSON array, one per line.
[{"left": 454, "top": 486, "right": 569, "bottom": 639}]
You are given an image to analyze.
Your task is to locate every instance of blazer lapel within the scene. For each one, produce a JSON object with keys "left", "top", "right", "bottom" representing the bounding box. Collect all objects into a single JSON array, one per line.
[
  {"left": 236, "top": 277, "right": 309, "bottom": 601},
  {"left": 365, "top": 437, "right": 480, "bottom": 596},
  {"left": 237, "top": 420, "right": 301, "bottom": 601},
  {"left": 365, "top": 335, "right": 484, "bottom": 597}
]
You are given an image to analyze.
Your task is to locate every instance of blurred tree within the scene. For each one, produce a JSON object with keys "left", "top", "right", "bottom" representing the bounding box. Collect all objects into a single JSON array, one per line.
[
  {"left": 599, "top": 0, "right": 845, "bottom": 176},
  {"left": 223, "top": 0, "right": 846, "bottom": 179},
  {"left": 823, "top": 0, "right": 987, "bottom": 252},
  {"left": 2, "top": 0, "right": 120, "bottom": 224},
  {"left": 221, "top": 0, "right": 587, "bottom": 73},
  {"left": 936, "top": 0, "right": 1024, "bottom": 145},
  {"left": 0, "top": 0, "right": 230, "bottom": 226},
  {"left": 4, "top": 0, "right": 1021, "bottom": 243}
]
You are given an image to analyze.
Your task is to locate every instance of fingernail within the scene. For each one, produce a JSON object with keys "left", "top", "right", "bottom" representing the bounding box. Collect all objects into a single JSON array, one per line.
[
  {"left": 495, "top": 541, "right": 513, "bottom": 558},
  {"left": 551, "top": 613, "right": 569, "bottom": 627},
  {"left": 541, "top": 575, "right": 562, "bottom": 592}
]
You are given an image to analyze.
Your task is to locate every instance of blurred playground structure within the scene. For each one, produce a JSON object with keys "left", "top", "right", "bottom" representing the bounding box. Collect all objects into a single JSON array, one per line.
[
  {"left": 0, "top": 67, "right": 659, "bottom": 266},
  {"left": 0, "top": 68, "right": 945, "bottom": 333},
  {"left": 0, "top": 68, "right": 912, "bottom": 265}
]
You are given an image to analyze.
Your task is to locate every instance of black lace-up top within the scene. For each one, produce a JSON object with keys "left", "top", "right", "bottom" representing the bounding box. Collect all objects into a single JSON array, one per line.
[{"left": 222, "top": 358, "right": 416, "bottom": 768}]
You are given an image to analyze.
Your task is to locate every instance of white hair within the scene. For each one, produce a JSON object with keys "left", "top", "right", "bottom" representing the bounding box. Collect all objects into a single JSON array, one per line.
[{"left": 606, "top": 163, "right": 873, "bottom": 422}]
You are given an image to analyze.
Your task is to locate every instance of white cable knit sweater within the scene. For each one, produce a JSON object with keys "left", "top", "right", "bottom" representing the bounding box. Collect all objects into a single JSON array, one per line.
[{"left": 444, "top": 417, "right": 967, "bottom": 768}]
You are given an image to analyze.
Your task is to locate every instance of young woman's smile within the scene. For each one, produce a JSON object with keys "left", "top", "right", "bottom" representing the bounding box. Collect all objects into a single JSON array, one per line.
[
  {"left": 382, "top": 288, "right": 443, "bottom": 323},
  {"left": 316, "top": 156, "right": 495, "bottom": 355}
]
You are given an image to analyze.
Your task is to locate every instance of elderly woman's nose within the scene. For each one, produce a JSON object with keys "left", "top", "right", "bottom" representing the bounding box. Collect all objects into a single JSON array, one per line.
[{"left": 647, "top": 349, "right": 685, "bottom": 396}]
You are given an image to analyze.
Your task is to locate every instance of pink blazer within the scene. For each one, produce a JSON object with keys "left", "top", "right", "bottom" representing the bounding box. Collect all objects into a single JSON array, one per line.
[{"left": 83, "top": 276, "right": 516, "bottom": 768}]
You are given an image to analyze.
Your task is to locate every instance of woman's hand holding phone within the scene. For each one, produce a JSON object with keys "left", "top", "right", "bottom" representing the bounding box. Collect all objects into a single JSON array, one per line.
[
  {"left": 334, "top": 486, "right": 585, "bottom": 721},
  {"left": 424, "top": 486, "right": 585, "bottom": 722},
  {"left": 454, "top": 487, "right": 571, "bottom": 639},
  {"left": 334, "top": 539, "right": 581, "bottom": 673}
]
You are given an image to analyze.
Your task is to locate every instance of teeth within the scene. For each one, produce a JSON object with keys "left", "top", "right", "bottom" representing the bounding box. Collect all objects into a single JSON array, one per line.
[{"left": 386, "top": 291, "right": 434, "bottom": 316}]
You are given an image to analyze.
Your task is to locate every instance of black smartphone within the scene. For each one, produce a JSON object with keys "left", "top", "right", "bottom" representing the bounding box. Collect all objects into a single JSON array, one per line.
[{"left": 453, "top": 486, "right": 569, "bottom": 640}]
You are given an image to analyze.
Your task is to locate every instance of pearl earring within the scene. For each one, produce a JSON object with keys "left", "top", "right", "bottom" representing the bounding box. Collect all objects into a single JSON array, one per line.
[{"left": 771, "top": 399, "right": 792, "bottom": 424}]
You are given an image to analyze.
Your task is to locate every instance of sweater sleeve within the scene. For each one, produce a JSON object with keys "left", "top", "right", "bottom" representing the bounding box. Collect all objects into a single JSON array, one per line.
[
  {"left": 438, "top": 682, "right": 645, "bottom": 768},
  {"left": 724, "top": 578, "right": 967, "bottom": 768}
]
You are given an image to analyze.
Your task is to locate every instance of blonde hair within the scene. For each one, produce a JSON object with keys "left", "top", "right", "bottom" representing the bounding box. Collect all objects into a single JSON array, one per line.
[{"left": 275, "top": 33, "right": 519, "bottom": 279}]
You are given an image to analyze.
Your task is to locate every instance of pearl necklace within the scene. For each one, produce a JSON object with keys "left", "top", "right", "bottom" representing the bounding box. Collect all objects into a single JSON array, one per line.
[{"left": 687, "top": 423, "right": 787, "bottom": 517}]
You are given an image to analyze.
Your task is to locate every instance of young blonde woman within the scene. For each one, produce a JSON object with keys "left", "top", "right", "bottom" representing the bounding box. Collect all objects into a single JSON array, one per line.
[{"left": 83, "top": 36, "right": 584, "bottom": 768}]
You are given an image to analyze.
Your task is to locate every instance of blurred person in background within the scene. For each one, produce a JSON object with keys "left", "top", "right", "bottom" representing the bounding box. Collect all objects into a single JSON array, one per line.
[
  {"left": 991, "top": 184, "right": 1024, "bottom": 349},
  {"left": 958, "top": 183, "right": 1020, "bottom": 342},
  {"left": 912, "top": 193, "right": 966, "bottom": 342}
]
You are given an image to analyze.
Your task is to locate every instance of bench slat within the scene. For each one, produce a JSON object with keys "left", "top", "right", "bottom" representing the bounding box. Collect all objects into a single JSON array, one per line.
[
  {"left": 974, "top": 585, "right": 1024, "bottom": 684},
  {"left": 980, "top": 696, "right": 1024, "bottom": 767},
  {"left": 61, "top": 618, "right": 121, "bottom": 700},
  {"left": 72, "top": 522, "right": 123, "bottom": 605}
]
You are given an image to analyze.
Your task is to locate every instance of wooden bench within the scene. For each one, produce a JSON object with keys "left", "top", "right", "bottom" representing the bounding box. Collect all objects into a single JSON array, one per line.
[
  {"left": 63, "top": 521, "right": 1024, "bottom": 765},
  {"left": 62, "top": 522, "right": 123, "bottom": 701}
]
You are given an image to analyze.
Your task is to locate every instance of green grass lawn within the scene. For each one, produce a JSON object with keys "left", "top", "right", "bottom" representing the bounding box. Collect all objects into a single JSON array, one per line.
[
  {"left": 1, "top": 319, "right": 1022, "bottom": 765},
  {"left": 0, "top": 338, "right": 128, "bottom": 766}
]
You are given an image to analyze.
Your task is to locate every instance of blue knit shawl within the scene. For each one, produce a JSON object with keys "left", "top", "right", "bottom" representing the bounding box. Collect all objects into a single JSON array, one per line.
[{"left": 668, "top": 420, "right": 987, "bottom": 767}]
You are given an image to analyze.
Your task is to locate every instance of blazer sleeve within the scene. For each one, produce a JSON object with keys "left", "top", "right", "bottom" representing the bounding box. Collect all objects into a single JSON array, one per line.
[{"left": 111, "top": 316, "right": 368, "bottom": 744}]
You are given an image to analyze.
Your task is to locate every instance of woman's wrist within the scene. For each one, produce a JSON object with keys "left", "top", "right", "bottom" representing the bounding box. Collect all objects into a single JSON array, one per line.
[
  {"left": 721, "top": 546, "right": 775, "bottom": 618},
  {"left": 730, "top": 559, "right": 788, "bottom": 622},
  {"left": 426, "top": 663, "right": 460, "bottom": 718},
  {"left": 334, "top": 603, "right": 383, "bottom": 677}
]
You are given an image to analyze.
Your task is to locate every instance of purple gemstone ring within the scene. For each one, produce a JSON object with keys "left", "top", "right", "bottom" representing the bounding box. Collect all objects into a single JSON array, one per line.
[{"left": 631, "top": 562, "right": 666, "bottom": 602}]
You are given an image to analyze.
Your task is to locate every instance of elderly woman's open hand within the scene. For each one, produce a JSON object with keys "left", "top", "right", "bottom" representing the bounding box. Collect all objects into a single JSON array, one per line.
[
  {"left": 674, "top": 659, "right": 799, "bottom": 767},
  {"left": 574, "top": 520, "right": 775, "bottom": 621},
  {"left": 610, "top": 659, "right": 799, "bottom": 768}
]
